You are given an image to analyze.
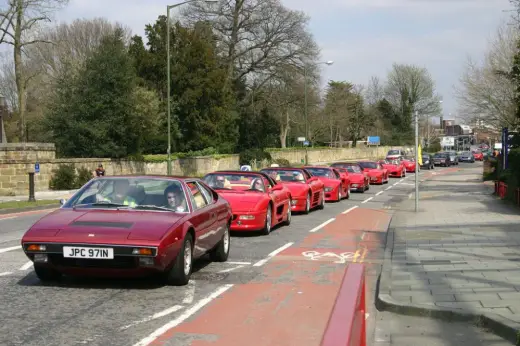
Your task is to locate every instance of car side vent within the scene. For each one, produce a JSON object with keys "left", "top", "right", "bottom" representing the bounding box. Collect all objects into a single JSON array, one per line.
[{"left": 71, "top": 221, "right": 134, "bottom": 229}]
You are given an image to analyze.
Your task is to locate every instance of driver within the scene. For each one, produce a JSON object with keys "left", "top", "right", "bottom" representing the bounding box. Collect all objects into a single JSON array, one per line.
[
  {"left": 214, "top": 175, "right": 226, "bottom": 188},
  {"left": 163, "top": 184, "right": 188, "bottom": 212},
  {"left": 99, "top": 179, "right": 137, "bottom": 207},
  {"left": 251, "top": 178, "right": 265, "bottom": 192}
]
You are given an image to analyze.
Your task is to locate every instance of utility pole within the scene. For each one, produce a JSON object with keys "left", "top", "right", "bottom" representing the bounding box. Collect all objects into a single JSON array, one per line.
[{"left": 415, "top": 110, "right": 419, "bottom": 212}]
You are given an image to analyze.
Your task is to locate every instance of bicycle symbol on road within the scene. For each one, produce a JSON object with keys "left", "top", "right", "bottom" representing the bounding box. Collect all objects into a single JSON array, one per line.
[{"left": 302, "top": 250, "right": 360, "bottom": 264}]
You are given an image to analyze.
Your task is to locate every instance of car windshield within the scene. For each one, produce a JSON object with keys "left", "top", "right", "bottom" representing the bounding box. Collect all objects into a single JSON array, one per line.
[
  {"left": 64, "top": 177, "right": 189, "bottom": 213},
  {"left": 260, "top": 169, "right": 305, "bottom": 183},
  {"left": 305, "top": 167, "right": 334, "bottom": 178},
  {"left": 387, "top": 150, "right": 400, "bottom": 155},
  {"left": 203, "top": 173, "right": 267, "bottom": 192},
  {"left": 462, "top": 151, "right": 471, "bottom": 155},
  {"left": 382, "top": 159, "right": 399, "bottom": 165},
  {"left": 434, "top": 153, "right": 447, "bottom": 158},
  {"left": 358, "top": 161, "right": 378, "bottom": 169},
  {"left": 345, "top": 165, "right": 362, "bottom": 173}
]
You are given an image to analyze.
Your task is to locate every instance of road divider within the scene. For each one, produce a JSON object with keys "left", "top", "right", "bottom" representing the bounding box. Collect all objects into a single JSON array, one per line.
[{"left": 342, "top": 206, "right": 359, "bottom": 214}]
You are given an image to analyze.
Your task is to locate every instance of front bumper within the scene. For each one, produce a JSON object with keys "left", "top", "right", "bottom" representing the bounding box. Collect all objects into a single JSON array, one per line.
[
  {"left": 368, "top": 175, "right": 383, "bottom": 184},
  {"left": 350, "top": 181, "right": 365, "bottom": 191},
  {"left": 230, "top": 210, "right": 268, "bottom": 231},
  {"left": 324, "top": 187, "right": 340, "bottom": 201},
  {"left": 388, "top": 170, "right": 401, "bottom": 177}
]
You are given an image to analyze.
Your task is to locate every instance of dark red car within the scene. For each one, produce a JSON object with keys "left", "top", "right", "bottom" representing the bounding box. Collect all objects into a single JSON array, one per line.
[
  {"left": 260, "top": 167, "right": 325, "bottom": 213},
  {"left": 21, "top": 176, "right": 232, "bottom": 286},
  {"left": 330, "top": 162, "right": 369, "bottom": 192},
  {"left": 203, "top": 171, "right": 291, "bottom": 234},
  {"left": 304, "top": 166, "right": 350, "bottom": 201}
]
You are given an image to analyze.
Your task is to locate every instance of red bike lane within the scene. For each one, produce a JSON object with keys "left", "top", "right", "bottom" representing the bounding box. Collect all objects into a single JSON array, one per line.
[{"left": 149, "top": 207, "right": 392, "bottom": 346}]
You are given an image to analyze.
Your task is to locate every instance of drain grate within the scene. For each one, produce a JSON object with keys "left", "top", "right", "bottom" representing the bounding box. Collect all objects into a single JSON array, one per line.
[{"left": 420, "top": 260, "right": 452, "bottom": 265}]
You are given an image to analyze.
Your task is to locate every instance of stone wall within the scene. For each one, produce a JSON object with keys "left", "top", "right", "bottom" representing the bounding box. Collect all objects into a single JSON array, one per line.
[{"left": 0, "top": 143, "right": 396, "bottom": 196}]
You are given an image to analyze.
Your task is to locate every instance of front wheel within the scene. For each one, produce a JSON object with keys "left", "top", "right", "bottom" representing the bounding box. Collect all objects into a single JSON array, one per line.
[
  {"left": 165, "top": 233, "right": 193, "bottom": 286},
  {"left": 34, "top": 265, "right": 62, "bottom": 282},
  {"left": 317, "top": 191, "right": 325, "bottom": 209},
  {"left": 261, "top": 204, "right": 273, "bottom": 235},
  {"left": 284, "top": 200, "right": 292, "bottom": 226}
]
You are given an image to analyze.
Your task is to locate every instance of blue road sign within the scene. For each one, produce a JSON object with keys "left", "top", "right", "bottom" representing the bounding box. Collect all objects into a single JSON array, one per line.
[
  {"left": 303, "top": 140, "right": 310, "bottom": 146},
  {"left": 35, "top": 162, "right": 40, "bottom": 173},
  {"left": 367, "top": 136, "right": 380, "bottom": 145}
]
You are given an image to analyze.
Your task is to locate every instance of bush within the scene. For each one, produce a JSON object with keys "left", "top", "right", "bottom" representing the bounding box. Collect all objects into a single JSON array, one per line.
[
  {"left": 239, "top": 149, "right": 272, "bottom": 165},
  {"left": 49, "top": 164, "right": 77, "bottom": 190},
  {"left": 273, "top": 158, "right": 290, "bottom": 166},
  {"left": 76, "top": 167, "right": 93, "bottom": 188}
]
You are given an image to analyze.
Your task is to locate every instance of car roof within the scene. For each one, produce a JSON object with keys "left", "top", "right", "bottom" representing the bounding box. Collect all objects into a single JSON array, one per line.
[{"left": 93, "top": 175, "right": 198, "bottom": 181}]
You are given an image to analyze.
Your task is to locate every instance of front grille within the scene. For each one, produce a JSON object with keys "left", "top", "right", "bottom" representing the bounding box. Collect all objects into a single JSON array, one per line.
[{"left": 49, "top": 254, "right": 138, "bottom": 269}]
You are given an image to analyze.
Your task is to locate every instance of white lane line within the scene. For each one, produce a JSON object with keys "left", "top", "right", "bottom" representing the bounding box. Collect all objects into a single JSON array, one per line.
[
  {"left": 385, "top": 186, "right": 393, "bottom": 190},
  {"left": 393, "top": 182, "right": 399, "bottom": 186},
  {"left": 361, "top": 197, "right": 373, "bottom": 204},
  {"left": 19, "top": 261, "right": 33, "bottom": 271},
  {"left": 308, "top": 218, "right": 335, "bottom": 233},
  {"left": 0, "top": 216, "right": 16, "bottom": 221},
  {"left": 120, "top": 305, "right": 183, "bottom": 330},
  {"left": 226, "top": 261, "right": 251, "bottom": 265},
  {"left": 218, "top": 265, "right": 246, "bottom": 273},
  {"left": 361, "top": 232, "right": 366, "bottom": 240},
  {"left": 133, "top": 284, "right": 234, "bottom": 346},
  {"left": 0, "top": 272, "right": 12, "bottom": 277},
  {"left": 182, "top": 280, "right": 195, "bottom": 304},
  {"left": 376, "top": 191, "right": 383, "bottom": 196},
  {"left": 399, "top": 179, "right": 404, "bottom": 183},
  {"left": 253, "top": 242, "right": 294, "bottom": 267},
  {"left": 0, "top": 245, "right": 21, "bottom": 254},
  {"left": 341, "top": 205, "right": 358, "bottom": 214}
]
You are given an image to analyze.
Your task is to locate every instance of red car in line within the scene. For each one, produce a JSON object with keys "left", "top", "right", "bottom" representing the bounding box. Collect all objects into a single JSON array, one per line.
[
  {"left": 304, "top": 166, "right": 350, "bottom": 201},
  {"left": 260, "top": 167, "right": 325, "bottom": 213},
  {"left": 21, "top": 176, "right": 232, "bottom": 286},
  {"left": 330, "top": 162, "right": 369, "bottom": 192},
  {"left": 379, "top": 159, "right": 406, "bottom": 178},
  {"left": 401, "top": 158, "right": 418, "bottom": 173},
  {"left": 357, "top": 161, "right": 389, "bottom": 184},
  {"left": 472, "top": 150, "right": 484, "bottom": 161},
  {"left": 203, "top": 171, "right": 291, "bottom": 235}
]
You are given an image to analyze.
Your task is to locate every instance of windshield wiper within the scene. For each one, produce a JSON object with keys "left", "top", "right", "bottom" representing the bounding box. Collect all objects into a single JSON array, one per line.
[
  {"left": 133, "top": 205, "right": 174, "bottom": 212},
  {"left": 73, "top": 202, "right": 129, "bottom": 209}
]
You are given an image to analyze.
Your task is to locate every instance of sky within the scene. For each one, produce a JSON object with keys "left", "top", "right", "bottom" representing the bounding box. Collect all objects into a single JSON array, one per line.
[{"left": 1, "top": 0, "right": 514, "bottom": 124}]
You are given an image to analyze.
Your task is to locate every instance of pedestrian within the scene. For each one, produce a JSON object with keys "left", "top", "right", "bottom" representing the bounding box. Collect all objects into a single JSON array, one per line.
[{"left": 95, "top": 164, "right": 105, "bottom": 177}]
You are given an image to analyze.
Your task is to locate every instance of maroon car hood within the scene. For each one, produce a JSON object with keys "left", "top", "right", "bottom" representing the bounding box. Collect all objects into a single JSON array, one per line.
[
  {"left": 25, "top": 208, "right": 183, "bottom": 242},
  {"left": 217, "top": 190, "right": 264, "bottom": 212}
]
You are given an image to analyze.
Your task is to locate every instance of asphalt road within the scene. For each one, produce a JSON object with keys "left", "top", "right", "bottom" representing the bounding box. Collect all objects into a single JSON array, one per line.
[{"left": 0, "top": 165, "right": 455, "bottom": 346}]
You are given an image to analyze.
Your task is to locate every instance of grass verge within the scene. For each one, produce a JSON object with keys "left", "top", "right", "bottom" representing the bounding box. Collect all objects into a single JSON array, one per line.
[{"left": 0, "top": 200, "right": 60, "bottom": 210}]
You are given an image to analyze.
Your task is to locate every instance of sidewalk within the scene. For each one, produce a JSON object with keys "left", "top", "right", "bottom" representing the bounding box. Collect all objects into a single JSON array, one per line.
[
  {"left": 0, "top": 189, "right": 78, "bottom": 203},
  {"left": 377, "top": 165, "right": 520, "bottom": 344}
]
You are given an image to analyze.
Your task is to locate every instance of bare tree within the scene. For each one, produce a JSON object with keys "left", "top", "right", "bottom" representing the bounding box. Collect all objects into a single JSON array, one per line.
[
  {"left": 455, "top": 22, "right": 519, "bottom": 129},
  {"left": 365, "top": 76, "right": 384, "bottom": 105},
  {"left": 0, "top": 0, "right": 69, "bottom": 141},
  {"left": 182, "top": 0, "right": 319, "bottom": 87},
  {"left": 385, "top": 63, "right": 441, "bottom": 120}
]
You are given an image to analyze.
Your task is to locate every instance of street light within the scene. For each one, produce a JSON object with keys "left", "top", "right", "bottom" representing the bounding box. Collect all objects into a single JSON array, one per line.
[
  {"left": 166, "top": 0, "right": 218, "bottom": 175},
  {"left": 0, "top": 96, "right": 6, "bottom": 144},
  {"left": 303, "top": 60, "right": 334, "bottom": 164}
]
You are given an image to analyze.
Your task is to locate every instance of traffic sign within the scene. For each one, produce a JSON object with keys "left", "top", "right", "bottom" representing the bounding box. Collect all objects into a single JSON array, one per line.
[
  {"left": 35, "top": 162, "right": 40, "bottom": 174},
  {"left": 367, "top": 136, "right": 380, "bottom": 145},
  {"left": 303, "top": 140, "right": 310, "bottom": 146}
]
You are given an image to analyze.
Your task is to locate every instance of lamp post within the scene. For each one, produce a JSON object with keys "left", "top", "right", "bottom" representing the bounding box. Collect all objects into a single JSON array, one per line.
[
  {"left": 303, "top": 60, "right": 334, "bottom": 164},
  {"left": 166, "top": 0, "right": 218, "bottom": 175},
  {"left": 0, "top": 96, "right": 5, "bottom": 144}
]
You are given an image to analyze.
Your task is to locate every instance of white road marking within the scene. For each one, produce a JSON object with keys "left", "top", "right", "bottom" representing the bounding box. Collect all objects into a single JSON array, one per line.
[
  {"left": 133, "top": 284, "right": 234, "bottom": 346},
  {"left": 308, "top": 218, "right": 335, "bottom": 233},
  {"left": 218, "top": 265, "right": 246, "bottom": 273},
  {"left": 400, "top": 183, "right": 415, "bottom": 186},
  {"left": 253, "top": 242, "right": 294, "bottom": 267},
  {"left": 361, "top": 197, "right": 373, "bottom": 204},
  {"left": 226, "top": 261, "right": 251, "bottom": 265},
  {"left": 341, "top": 205, "right": 358, "bottom": 214},
  {"left": 0, "top": 245, "right": 21, "bottom": 254},
  {"left": 120, "top": 305, "right": 183, "bottom": 330},
  {"left": 385, "top": 186, "right": 392, "bottom": 190},
  {"left": 375, "top": 191, "right": 383, "bottom": 196},
  {"left": 0, "top": 216, "right": 16, "bottom": 221},
  {"left": 365, "top": 313, "right": 370, "bottom": 320},
  {"left": 19, "top": 261, "right": 33, "bottom": 271},
  {"left": 0, "top": 272, "right": 12, "bottom": 277},
  {"left": 399, "top": 179, "right": 404, "bottom": 183},
  {"left": 182, "top": 280, "right": 196, "bottom": 304}
]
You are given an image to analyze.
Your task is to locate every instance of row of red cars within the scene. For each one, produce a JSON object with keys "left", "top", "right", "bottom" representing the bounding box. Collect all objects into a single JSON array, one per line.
[{"left": 20, "top": 157, "right": 418, "bottom": 285}]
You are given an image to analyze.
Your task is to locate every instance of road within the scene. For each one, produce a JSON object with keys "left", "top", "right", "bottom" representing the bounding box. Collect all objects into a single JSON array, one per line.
[{"left": 0, "top": 165, "right": 473, "bottom": 346}]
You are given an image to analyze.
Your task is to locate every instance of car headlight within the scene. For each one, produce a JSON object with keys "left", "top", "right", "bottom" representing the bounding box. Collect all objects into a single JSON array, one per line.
[{"left": 324, "top": 187, "right": 332, "bottom": 192}]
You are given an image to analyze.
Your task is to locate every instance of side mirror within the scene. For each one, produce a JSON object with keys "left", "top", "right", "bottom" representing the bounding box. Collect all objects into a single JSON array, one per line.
[
  {"left": 59, "top": 199, "right": 67, "bottom": 206},
  {"left": 272, "top": 184, "right": 283, "bottom": 191}
]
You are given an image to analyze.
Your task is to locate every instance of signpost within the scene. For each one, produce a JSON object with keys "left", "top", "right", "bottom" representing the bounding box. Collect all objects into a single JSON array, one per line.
[
  {"left": 35, "top": 162, "right": 40, "bottom": 174},
  {"left": 367, "top": 136, "right": 380, "bottom": 146},
  {"left": 415, "top": 111, "right": 419, "bottom": 212}
]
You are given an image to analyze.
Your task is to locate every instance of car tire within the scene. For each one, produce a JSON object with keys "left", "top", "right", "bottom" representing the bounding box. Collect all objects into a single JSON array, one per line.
[
  {"left": 336, "top": 188, "right": 341, "bottom": 201},
  {"left": 345, "top": 186, "right": 350, "bottom": 199},
  {"left": 284, "top": 200, "right": 292, "bottom": 226},
  {"left": 34, "top": 265, "right": 62, "bottom": 282},
  {"left": 317, "top": 191, "right": 325, "bottom": 210},
  {"left": 165, "top": 233, "right": 193, "bottom": 286},
  {"left": 209, "top": 223, "right": 230, "bottom": 262},
  {"left": 261, "top": 204, "right": 272, "bottom": 235},
  {"left": 304, "top": 192, "right": 312, "bottom": 214}
]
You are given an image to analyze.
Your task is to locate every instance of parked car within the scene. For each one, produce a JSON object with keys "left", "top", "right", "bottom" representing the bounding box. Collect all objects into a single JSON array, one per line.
[
  {"left": 447, "top": 151, "right": 459, "bottom": 165},
  {"left": 203, "top": 171, "right": 292, "bottom": 235},
  {"left": 259, "top": 167, "right": 325, "bottom": 214},
  {"left": 21, "top": 176, "right": 232, "bottom": 285},
  {"left": 472, "top": 149, "right": 484, "bottom": 161},
  {"left": 330, "top": 162, "right": 369, "bottom": 192},
  {"left": 420, "top": 154, "right": 435, "bottom": 170},
  {"left": 304, "top": 166, "right": 350, "bottom": 201},
  {"left": 401, "top": 157, "right": 418, "bottom": 173},
  {"left": 433, "top": 152, "right": 452, "bottom": 166},
  {"left": 459, "top": 151, "right": 475, "bottom": 163},
  {"left": 357, "top": 161, "right": 389, "bottom": 184}
]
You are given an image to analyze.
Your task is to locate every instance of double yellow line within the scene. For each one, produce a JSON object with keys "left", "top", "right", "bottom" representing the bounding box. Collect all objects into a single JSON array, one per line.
[{"left": 352, "top": 247, "right": 368, "bottom": 263}]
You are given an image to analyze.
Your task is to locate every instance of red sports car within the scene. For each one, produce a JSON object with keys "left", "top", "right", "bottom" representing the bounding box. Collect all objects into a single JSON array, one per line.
[
  {"left": 357, "top": 161, "right": 389, "bottom": 184},
  {"left": 401, "top": 158, "right": 418, "bottom": 173},
  {"left": 379, "top": 159, "right": 406, "bottom": 178},
  {"left": 203, "top": 171, "right": 291, "bottom": 235},
  {"left": 304, "top": 166, "right": 350, "bottom": 201},
  {"left": 330, "top": 162, "right": 369, "bottom": 192},
  {"left": 472, "top": 150, "right": 484, "bottom": 161},
  {"left": 260, "top": 167, "right": 325, "bottom": 213},
  {"left": 21, "top": 176, "right": 232, "bottom": 286}
]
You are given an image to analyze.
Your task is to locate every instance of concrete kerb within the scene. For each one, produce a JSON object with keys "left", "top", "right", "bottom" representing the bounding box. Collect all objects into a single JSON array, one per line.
[
  {"left": 0, "top": 204, "right": 59, "bottom": 215},
  {"left": 375, "top": 224, "right": 520, "bottom": 345}
]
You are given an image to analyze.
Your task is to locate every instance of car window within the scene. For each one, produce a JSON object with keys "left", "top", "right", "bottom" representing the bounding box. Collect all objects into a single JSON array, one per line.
[
  {"left": 187, "top": 182, "right": 208, "bottom": 209},
  {"left": 358, "top": 162, "right": 378, "bottom": 169},
  {"left": 333, "top": 170, "right": 341, "bottom": 179},
  {"left": 197, "top": 182, "right": 214, "bottom": 205},
  {"left": 305, "top": 167, "right": 334, "bottom": 179}
]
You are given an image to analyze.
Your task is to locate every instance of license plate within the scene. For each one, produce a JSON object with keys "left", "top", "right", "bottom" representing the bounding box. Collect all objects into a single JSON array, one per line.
[
  {"left": 352, "top": 184, "right": 358, "bottom": 187},
  {"left": 63, "top": 246, "right": 114, "bottom": 259}
]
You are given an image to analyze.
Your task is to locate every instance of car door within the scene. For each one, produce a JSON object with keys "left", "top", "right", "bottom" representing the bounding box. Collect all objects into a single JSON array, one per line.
[
  {"left": 333, "top": 168, "right": 348, "bottom": 191},
  {"left": 303, "top": 169, "right": 322, "bottom": 206},
  {"left": 185, "top": 181, "right": 213, "bottom": 257},
  {"left": 196, "top": 181, "right": 224, "bottom": 249}
]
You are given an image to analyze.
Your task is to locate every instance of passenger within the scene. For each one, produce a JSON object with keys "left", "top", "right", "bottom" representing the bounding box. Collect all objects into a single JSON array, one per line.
[
  {"left": 251, "top": 178, "right": 265, "bottom": 192},
  {"left": 163, "top": 184, "right": 188, "bottom": 212}
]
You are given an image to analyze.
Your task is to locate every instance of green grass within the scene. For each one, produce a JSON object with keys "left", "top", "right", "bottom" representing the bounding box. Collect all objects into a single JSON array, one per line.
[{"left": 0, "top": 200, "right": 60, "bottom": 210}]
